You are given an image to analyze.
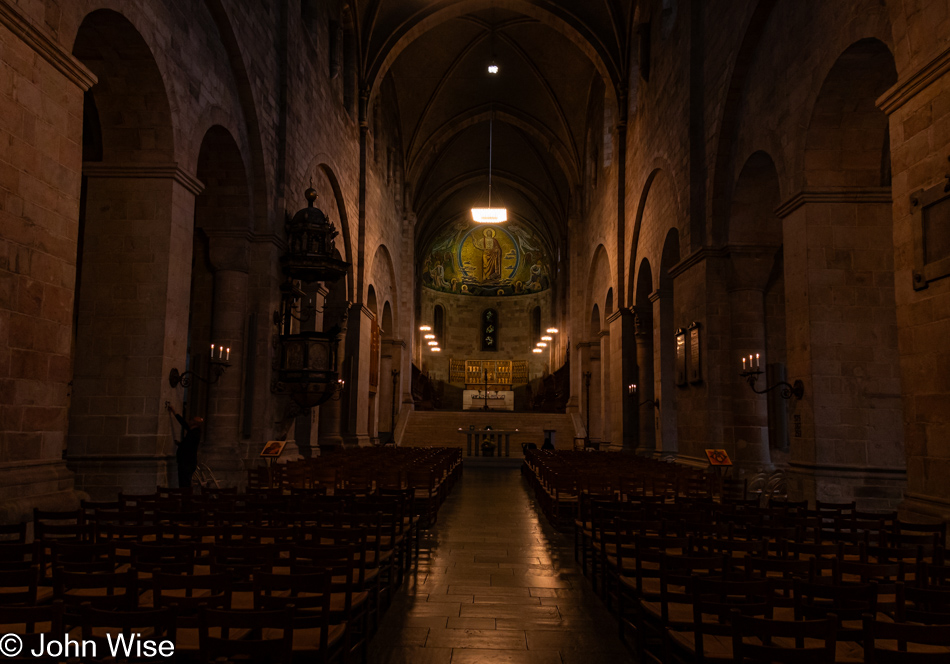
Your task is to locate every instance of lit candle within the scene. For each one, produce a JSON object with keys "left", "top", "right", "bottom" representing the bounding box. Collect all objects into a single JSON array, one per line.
[
  {"left": 742, "top": 357, "right": 746, "bottom": 371},
  {"left": 755, "top": 353, "right": 760, "bottom": 370},
  {"left": 226, "top": 347, "right": 230, "bottom": 362},
  {"left": 211, "top": 343, "right": 216, "bottom": 356}
]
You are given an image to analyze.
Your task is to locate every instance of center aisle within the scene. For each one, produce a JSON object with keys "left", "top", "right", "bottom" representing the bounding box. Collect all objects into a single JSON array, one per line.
[{"left": 369, "top": 465, "right": 634, "bottom": 664}]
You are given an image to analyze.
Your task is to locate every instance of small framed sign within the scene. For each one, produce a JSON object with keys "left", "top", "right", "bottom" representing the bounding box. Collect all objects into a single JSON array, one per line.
[
  {"left": 705, "top": 449, "right": 732, "bottom": 466},
  {"left": 687, "top": 322, "right": 702, "bottom": 383},
  {"left": 675, "top": 328, "right": 687, "bottom": 386},
  {"left": 260, "top": 440, "right": 287, "bottom": 458},
  {"left": 911, "top": 181, "right": 950, "bottom": 290}
]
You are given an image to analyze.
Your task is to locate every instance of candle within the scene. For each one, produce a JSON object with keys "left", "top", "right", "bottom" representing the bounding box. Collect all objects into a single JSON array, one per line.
[
  {"left": 742, "top": 357, "right": 746, "bottom": 371},
  {"left": 755, "top": 353, "right": 760, "bottom": 370},
  {"left": 226, "top": 347, "right": 230, "bottom": 362},
  {"left": 211, "top": 343, "right": 215, "bottom": 355}
]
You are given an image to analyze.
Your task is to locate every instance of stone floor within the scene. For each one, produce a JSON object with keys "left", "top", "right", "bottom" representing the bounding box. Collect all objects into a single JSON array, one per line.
[{"left": 368, "top": 464, "right": 635, "bottom": 664}]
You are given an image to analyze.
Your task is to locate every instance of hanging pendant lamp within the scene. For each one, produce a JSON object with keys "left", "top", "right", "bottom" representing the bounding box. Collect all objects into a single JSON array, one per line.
[{"left": 472, "top": 20, "right": 506, "bottom": 224}]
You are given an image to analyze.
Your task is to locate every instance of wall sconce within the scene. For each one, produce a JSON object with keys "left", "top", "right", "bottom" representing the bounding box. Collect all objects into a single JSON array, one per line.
[
  {"left": 628, "top": 383, "right": 659, "bottom": 409},
  {"left": 541, "top": 335, "right": 552, "bottom": 341},
  {"left": 739, "top": 354, "right": 804, "bottom": 399},
  {"left": 532, "top": 348, "right": 543, "bottom": 353},
  {"left": 419, "top": 325, "right": 432, "bottom": 332},
  {"left": 169, "top": 343, "right": 231, "bottom": 388},
  {"left": 536, "top": 342, "right": 547, "bottom": 348}
]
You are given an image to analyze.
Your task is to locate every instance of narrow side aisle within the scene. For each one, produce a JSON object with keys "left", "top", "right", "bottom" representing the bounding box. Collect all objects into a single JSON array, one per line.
[{"left": 369, "top": 465, "right": 633, "bottom": 664}]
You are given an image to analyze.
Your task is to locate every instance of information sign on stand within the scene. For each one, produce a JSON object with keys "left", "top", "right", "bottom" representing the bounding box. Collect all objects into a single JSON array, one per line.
[{"left": 704, "top": 449, "right": 732, "bottom": 466}]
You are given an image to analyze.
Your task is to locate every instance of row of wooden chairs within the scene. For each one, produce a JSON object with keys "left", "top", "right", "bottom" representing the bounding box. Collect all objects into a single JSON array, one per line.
[{"left": 523, "top": 451, "right": 950, "bottom": 663}]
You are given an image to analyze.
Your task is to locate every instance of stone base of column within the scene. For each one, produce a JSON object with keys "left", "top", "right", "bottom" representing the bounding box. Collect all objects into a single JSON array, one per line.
[
  {"left": 0, "top": 461, "right": 86, "bottom": 524},
  {"left": 786, "top": 463, "right": 906, "bottom": 511},
  {"left": 67, "top": 456, "right": 172, "bottom": 501},
  {"left": 899, "top": 494, "right": 950, "bottom": 522},
  {"left": 342, "top": 434, "right": 372, "bottom": 448}
]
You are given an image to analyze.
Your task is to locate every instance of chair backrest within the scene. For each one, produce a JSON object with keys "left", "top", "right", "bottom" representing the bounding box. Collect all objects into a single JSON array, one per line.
[
  {"left": 732, "top": 611, "right": 837, "bottom": 663},
  {"left": 152, "top": 572, "right": 232, "bottom": 618},
  {"left": 130, "top": 542, "right": 196, "bottom": 575},
  {"left": 896, "top": 583, "right": 950, "bottom": 625},
  {"left": 794, "top": 579, "right": 877, "bottom": 641},
  {"left": 0, "top": 601, "right": 64, "bottom": 658},
  {"left": 199, "top": 608, "right": 293, "bottom": 664},
  {"left": 53, "top": 568, "right": 139, "bottom": 619},
  {"left": 0, "top": 566, "right": 39, "bottom": 605},
  {"left": 80, "top": 606, "right": 177, "bottom": 655},
  {"left": 862, "top": 615, "right": 950, "bottom": 664},
  {"left": 0, "top": 522, "right": 27, "bottom": 543}
]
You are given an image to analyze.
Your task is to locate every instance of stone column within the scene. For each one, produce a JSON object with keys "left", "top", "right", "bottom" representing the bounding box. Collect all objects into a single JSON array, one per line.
[
  {"left": 608, "top": 308, "right": 638, "bottom": 451},
  {"left": 728, "top": 285, "right": 771, "bottom": 470},
  {"left": 651, "top": 289, "right": 676, "bottom": 458},
  {"left": 67, "top": 164, "right": 203, "bottom": 499},
  {"left": 598, "top": 329, "right": 611, "bottom": 448},
  {"left": 342, "top": 304, "right": 373, "bottom": 446},
  {"left": 201, "top": 234, "right": 249, "bottom": 483},
  {"left": 777, "top": 191, "right": 904, "bottom": 507},
  {"left": 634, "top": 308, "right": 656, "bottom": 456},
  {"left": 317, "top": 300, "right": 350, "bottom": 450}
]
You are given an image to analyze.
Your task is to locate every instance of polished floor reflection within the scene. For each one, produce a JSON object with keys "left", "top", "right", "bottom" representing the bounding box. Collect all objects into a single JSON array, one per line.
[{"left": 369, "top": 465, "right": 634, "bottom": 664}]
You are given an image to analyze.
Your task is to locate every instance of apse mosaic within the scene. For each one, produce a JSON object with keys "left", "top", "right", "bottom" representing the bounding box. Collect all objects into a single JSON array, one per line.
[{"left": 421, "top": 220, "right": 551, "bottom": 296}]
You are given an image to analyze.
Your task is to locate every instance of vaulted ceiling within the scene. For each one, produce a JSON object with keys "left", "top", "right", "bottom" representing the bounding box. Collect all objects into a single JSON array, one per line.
[{"left": 353, "top": 1, "right": 632, "bottom": 257}]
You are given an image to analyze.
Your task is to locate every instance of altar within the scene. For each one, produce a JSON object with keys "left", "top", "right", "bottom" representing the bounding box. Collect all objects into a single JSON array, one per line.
[{"left": 463, "top": 389, "right": 514, "bottom": 411}]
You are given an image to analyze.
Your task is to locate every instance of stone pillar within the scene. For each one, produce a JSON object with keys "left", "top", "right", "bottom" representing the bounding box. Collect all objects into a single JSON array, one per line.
[
  {"left": 608, "top": 308, "right": 638, "bottom": 451},
  {"left": 728, "top": 286, "right": 771, "bottom": 470},
  {"left": 201, "top": 234, "right": 249, "bottom": 483},
  {"left": 652, "top": 289, "right": 676, "bottom": 458},
  {"left": 634, "top": 309, "right": 656, "bottom": 456},
  {"left": 342, "top": 304, "right": 373, "bottom": 446},
  {"left": 317, "top": 300, "right": 349, "bottom": 450},
  {"left": 67, "top": 164, "right": 203, "bottom": 498},
  {"left": 777, "top": 190, "right": 904, "bottom": 508},
  {"left": 598, "top": 329, "right": 611, "bottom": 448},
  {"left": 0, "top": 12, "right": 95, "bottom": 520}
]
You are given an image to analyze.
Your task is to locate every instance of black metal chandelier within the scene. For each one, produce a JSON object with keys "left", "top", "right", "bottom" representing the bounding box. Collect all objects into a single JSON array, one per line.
[{"left": 272, "top": 186, "right": 350, "bottom": 409}]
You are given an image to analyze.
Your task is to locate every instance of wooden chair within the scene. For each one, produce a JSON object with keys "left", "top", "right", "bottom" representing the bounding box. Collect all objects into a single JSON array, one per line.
[
  {"left": 53, "top": 568, "right": 139, "bottom": 626},
  {"left": 151, "top": 572, "right": 232, "bottom": 653},
  {"left": 665, "top": 577, "right": 772, "bottom": 663},
  {"left": 731, "top": 611, "right": 837, "bottom": 663},
  {"left": 0, "top": 522, "right": 27, "bottom": 543},
  {"left": 79, "top": 606, "right": 177, "bottom": 662},
  {"left": 862, "top": 615, "right": 950, "bottom": 663},
  {"left": 0, "top": 601, "right": 64, "bottom": 662},
  {"left": 0, "top": 566, "right": 39, "bottom": 605},
  {"left": 254, "top": 571, "right": 346, "bottom": 664},
  {"left": 199, "top": 608, "right": 293, "bottom": 664},
  {"left": 895, "top": 583, "right": 950, "bottom": 624}
]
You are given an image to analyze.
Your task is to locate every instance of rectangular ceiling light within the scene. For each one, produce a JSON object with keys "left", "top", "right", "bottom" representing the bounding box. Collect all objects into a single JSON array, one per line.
[{"left": 471, "top": 208, "right": 508, "bottom": 223}]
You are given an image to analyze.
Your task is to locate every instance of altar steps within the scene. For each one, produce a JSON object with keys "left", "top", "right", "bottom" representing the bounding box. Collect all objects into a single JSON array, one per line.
[{"left": 398, "top": 410, "right": 577, "bottom": 452}]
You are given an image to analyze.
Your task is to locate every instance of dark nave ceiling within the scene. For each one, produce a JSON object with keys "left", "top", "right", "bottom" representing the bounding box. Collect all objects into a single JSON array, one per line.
[{"left": 352, "top": 1, "right": 632, "bottom": 259}]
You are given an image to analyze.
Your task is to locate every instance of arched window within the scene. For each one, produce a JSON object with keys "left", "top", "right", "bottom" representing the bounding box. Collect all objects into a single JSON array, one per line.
[
  {"left": 531, "top": 306, "right": 541, "bottom": 339},
  {"left": 482, "top": 309, "right": 498, "bottom": 352}
]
